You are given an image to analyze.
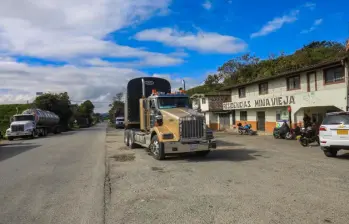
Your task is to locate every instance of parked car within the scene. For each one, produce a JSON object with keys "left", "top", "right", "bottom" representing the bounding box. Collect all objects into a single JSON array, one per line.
[
  {"left": 115, "top": 117, "right": 125, "bottom": 128},
  {"left": 319, "top": 111, "right": 349, "bottom": 157}
]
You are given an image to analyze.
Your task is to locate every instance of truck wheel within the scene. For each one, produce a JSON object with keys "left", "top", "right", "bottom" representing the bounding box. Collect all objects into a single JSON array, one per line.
[
  {"left": 195, "top": 150, "right": 210, "bottom": 157},
  {"left": 323, "top": 147, "right": 338, "bottom": 157},
  {"left": 150, "top": 135, "right": 165, "bottom": 160},
  {"left": 30, "top": 131, "right": 35, "bottom": 139},
  {"left": 128, "top": 130, "right": 136, "bottom": 149},
  {"left": 124, "top": 130, "right": 129, "bottom": 146}
]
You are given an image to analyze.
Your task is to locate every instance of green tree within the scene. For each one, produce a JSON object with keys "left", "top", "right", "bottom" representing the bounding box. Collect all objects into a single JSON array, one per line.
[
  {"left": 77, "top": 100, "right": 95, "bottom": 125},
  {"left": 109, "top": 92, "right": 124, "bottom": 124}
]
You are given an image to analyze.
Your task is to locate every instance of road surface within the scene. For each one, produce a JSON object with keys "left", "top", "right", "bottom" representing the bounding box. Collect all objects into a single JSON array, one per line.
[
  {"left": 0, "top": 123, "right": 106, "bottom": 224},
  {"left": 105, "top": 128, "right": 349, "bottom": 224}
]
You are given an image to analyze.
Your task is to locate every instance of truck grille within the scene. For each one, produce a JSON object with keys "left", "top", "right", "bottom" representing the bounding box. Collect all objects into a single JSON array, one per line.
[
  {"left": 179, "top": 116, "right": 205, "bottom": 140},
  {"left": 11, "top": 125, "right": 24, "bottom": 132}
]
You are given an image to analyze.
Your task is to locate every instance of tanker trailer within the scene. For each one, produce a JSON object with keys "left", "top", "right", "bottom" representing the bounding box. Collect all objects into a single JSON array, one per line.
[{"left": 5, "top": 109, "right": 61, "bottom": 141}]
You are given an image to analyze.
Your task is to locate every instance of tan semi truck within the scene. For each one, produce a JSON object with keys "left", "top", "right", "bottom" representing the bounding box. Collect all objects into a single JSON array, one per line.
[{"left": 124, "top": 77, "right": 216, "bottom": 160}]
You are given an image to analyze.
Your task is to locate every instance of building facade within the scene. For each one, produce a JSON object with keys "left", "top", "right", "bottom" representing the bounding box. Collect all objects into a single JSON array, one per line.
[
  {"left": 222, "top": 57, "right": 349, "bottom": 133},
  {"left": 191, "top": 92, "right": 231, "bottom": 131}
]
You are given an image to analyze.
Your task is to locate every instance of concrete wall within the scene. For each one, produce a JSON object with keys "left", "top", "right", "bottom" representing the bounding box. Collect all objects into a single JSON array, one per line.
[{"left": 228, "top": 64, "right": 347, "bottom": 112}]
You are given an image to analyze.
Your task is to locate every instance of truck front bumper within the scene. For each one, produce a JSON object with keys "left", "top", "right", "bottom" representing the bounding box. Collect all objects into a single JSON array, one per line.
[
  {"left": 164, "top": 140, "right": 216, "bottom": 154},
  {"left": 6, "top": 131, "right": 32, "bottom": 138}
]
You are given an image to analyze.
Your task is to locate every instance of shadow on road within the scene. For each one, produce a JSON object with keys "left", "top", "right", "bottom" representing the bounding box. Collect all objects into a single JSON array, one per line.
[
  {"left": 166, "top": 148, "right": 260, "bottom": 162},
  {"left": 0, "top": 143, "right": 41, "bottom": 162}
]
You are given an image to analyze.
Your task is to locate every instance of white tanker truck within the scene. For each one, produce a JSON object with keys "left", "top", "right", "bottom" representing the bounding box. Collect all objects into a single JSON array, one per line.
[{"left": 5, "top": 108, "right": 62, "bottom": 141}]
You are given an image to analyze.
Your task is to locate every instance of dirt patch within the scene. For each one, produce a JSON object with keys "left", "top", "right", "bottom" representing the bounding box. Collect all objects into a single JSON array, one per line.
[
  {"left": 151, "top": 167, "right": 167, "bottom": 173},
  {"left": 110, "top": 153, "right": 135, "bottom": 162}
]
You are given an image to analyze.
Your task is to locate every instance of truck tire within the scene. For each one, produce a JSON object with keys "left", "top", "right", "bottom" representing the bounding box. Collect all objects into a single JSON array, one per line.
[
  {"left": 128, "top": 130, "right": 136, "bottom": 149},
  {"left": 150, "top": 135, "right": 165, "bottom": 160},
  {"left": 323, "top": 147, "right": 338, "bottom": 157},
  {"left": 124, "top": 130, "right": 129, "bottom": 146}
]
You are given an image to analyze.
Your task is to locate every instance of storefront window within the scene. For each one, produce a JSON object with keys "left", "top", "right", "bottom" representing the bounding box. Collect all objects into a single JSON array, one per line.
[
  {"left": 240, "top": 111, "right": 247, "bottom": 121},
  {"left": 287, "top": 75, "right": 300, "bottom": 90},
  {"left": 238, "top": 87, "right": 246, "bottom": 98},
  {"left": 324, "top": 66, "right": 344, "bottom": 84},
  {"left": 259, "top": 83, "right": 268, "bottom": 95}
]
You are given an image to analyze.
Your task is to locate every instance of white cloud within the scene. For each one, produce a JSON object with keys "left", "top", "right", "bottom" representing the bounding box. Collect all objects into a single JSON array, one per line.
[
  {"left": 152, "top": 74, "right": 202, "bottom": 92},
  {"left": 202, "top": 0, "right": 212, "bottom": 10},
  {"left": 135, "top": 28, "right": 247, "bottom": 54},
  {"left": 250, "top": 10, "right": 299, "bottom": 38},
  {"left": 0, "top": 0, "right": 180, "bottom": 66},
  {"left": 301, "top": 18, "right": 323, "bottom": 34},
  {"left": 304, "top": 2, "right": 316, "bottom": 10},
  {"left": 0, "top": 58, "right": 201, "bottom": 112}
]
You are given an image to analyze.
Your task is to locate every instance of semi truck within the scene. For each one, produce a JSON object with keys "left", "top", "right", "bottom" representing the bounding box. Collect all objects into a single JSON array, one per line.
[
  {"left": 5, "top": 108, "right": 61, "bottom": 140},
  {"left": 124, "top": 77, "right": 216, "bottom": 160}
]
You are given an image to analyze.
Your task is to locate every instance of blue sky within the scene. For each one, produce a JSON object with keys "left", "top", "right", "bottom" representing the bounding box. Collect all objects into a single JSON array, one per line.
[{"left": 0, "top": 0, "right": 348, "bottom": 112}]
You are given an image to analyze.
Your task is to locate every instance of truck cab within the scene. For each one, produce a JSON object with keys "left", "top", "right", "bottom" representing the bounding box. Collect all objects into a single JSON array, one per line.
[
  {"left": 6, "top": 114, "right": 37, "bottom": 140},
  {"left": 124, "top": 77, "right": 216, "bottom": 160}
]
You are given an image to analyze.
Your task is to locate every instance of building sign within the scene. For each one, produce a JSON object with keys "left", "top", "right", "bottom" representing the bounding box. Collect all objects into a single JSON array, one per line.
[{"left": 223, "top": 95, "right": 296, "bottom": 110}]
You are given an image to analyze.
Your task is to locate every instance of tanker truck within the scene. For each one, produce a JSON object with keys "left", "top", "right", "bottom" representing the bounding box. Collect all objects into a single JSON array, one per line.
[
  {"left": 124, "top": 77, "right": 216, "bottom": 160},
  {"left": 5, "top": 108, "right": 61, "bottom": 141}
]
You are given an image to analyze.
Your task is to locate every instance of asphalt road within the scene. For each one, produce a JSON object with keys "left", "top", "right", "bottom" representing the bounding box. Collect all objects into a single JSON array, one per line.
[
  {"left": 0, "top": 123, "right": 106, "bottom": 224},
  {"left": 105, "top": 129, "right": 349, "bottom": 224}
]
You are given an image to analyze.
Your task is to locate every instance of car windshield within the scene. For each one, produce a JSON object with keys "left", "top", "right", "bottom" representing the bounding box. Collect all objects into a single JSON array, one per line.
[
  {"left": 322, "top": 114, "right": 349, "bottom": 125},
  {"left": 13, "top": 115, "right": 34, "bottom": 121},
  {"left": 158, "top": 97, "right": 190, "bottom": 109}
]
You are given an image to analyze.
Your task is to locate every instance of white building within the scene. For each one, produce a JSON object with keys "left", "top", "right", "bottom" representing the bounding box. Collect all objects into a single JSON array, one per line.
[
  {"left": 222, "top": 57, "right": 349, "bottom": 133},
  {"left": 191, "top": 92, "right": 231, "bottom": 131}
]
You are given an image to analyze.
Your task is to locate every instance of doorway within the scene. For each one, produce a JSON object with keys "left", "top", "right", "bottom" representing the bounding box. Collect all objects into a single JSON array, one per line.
[
  {"left": 257, "top": 111, "right": 265, "bottom": 131},
  {"left": 219, "top": 113, "right": 230, "bottom": 130},
  {"left": 307, "top": 72, "right": 317, "bottom": 92}
]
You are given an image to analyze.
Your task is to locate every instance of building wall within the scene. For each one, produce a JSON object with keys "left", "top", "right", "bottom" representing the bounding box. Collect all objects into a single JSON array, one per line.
[
  {"left": 230, "top": 66, "right": 346, "bottom": 111},
  {"left": 200, "top": 97, "right": 209, "bottom": 112},
  {"left": 225, "top": 63, "right": 348, "bottom": 133}
]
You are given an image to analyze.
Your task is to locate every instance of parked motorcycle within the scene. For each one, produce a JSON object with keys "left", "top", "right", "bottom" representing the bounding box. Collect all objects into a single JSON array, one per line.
[
  {"left": 237, "top": 123, "right": 255, "bottom": 135},
  {"left": 285, "top": 126, "right": 301, "bottom": 140},
  {"left": 299, "top": 126, "right": 319, "bottom": 147},
  {"left": 273, "top": 122, "right": 290, "bottom": 139}
]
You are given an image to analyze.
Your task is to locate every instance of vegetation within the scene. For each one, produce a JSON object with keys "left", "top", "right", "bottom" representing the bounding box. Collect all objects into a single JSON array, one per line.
[
  {"left": 188, "top": 41, "right": 348, "bottom": 95},
  {"left": 75, "top": 100, "right": 95, "bottom": 127},
  {"left": 108, "top": 92, "right": 124, "bottom": 124}
]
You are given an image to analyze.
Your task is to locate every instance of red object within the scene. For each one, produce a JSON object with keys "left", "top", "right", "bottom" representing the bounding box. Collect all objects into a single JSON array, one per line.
[
  {"left": 287, "top": 106, "right": 292, "bottom": 112},
  {"left": 319, "top": 126, "right": 327, "bottom": 131}
]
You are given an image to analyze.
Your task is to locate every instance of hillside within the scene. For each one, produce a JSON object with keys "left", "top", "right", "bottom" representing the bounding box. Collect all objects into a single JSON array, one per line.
[
  {"left": 0, "top": 104, "right": 31, "bottom": 136},
  {"left": 187, "top": 41, "right": 348, "bottom": 95}
]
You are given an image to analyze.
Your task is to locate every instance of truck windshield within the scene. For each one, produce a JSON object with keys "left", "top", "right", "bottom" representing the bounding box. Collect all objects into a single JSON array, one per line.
[
  {"left": 13, "top": 115, "right": 34, "bottom": 121},
  {"left": 158, "top": 97, "right": 190, "bottom": 109}
]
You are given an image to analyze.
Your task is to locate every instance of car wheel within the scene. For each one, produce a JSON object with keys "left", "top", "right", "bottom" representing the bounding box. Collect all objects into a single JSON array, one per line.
[
  {"left": 150, "top": 135, "right": 165, "bottom": 160},
  {"left": 323, "top": 147, "right": 338, "bottom": 157}
]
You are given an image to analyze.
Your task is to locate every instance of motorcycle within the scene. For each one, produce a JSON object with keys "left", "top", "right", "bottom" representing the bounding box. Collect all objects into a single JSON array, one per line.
[
  {"left": 273, "top": 122, "right": 290, "bottom": 139},
  {"left": 237, "top": 123, "right": 255, "bottom": 135},
  {"left": 299, "top": 126, "right": 319, "bottom": 147},
  {"left": 285, "top": 126, "right": 301, "bottom": 140}
]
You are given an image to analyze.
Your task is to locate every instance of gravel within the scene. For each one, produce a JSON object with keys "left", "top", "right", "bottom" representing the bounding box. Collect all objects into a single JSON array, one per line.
[{"left": 105, "top": 129, "right": 349, "bottom": 224}]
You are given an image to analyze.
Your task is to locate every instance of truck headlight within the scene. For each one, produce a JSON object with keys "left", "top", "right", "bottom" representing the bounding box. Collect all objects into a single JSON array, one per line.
[{"left": 162, "top": 133, "right": 174, "bottom": 139}]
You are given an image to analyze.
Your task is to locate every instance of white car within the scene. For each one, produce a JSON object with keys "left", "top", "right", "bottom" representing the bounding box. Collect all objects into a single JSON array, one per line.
[
  {"left": 115, "top": 117, "right": 124, "bottom": 129},
  {"left": 319, "top": 111, "right": 349, "bottom": 157}
]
